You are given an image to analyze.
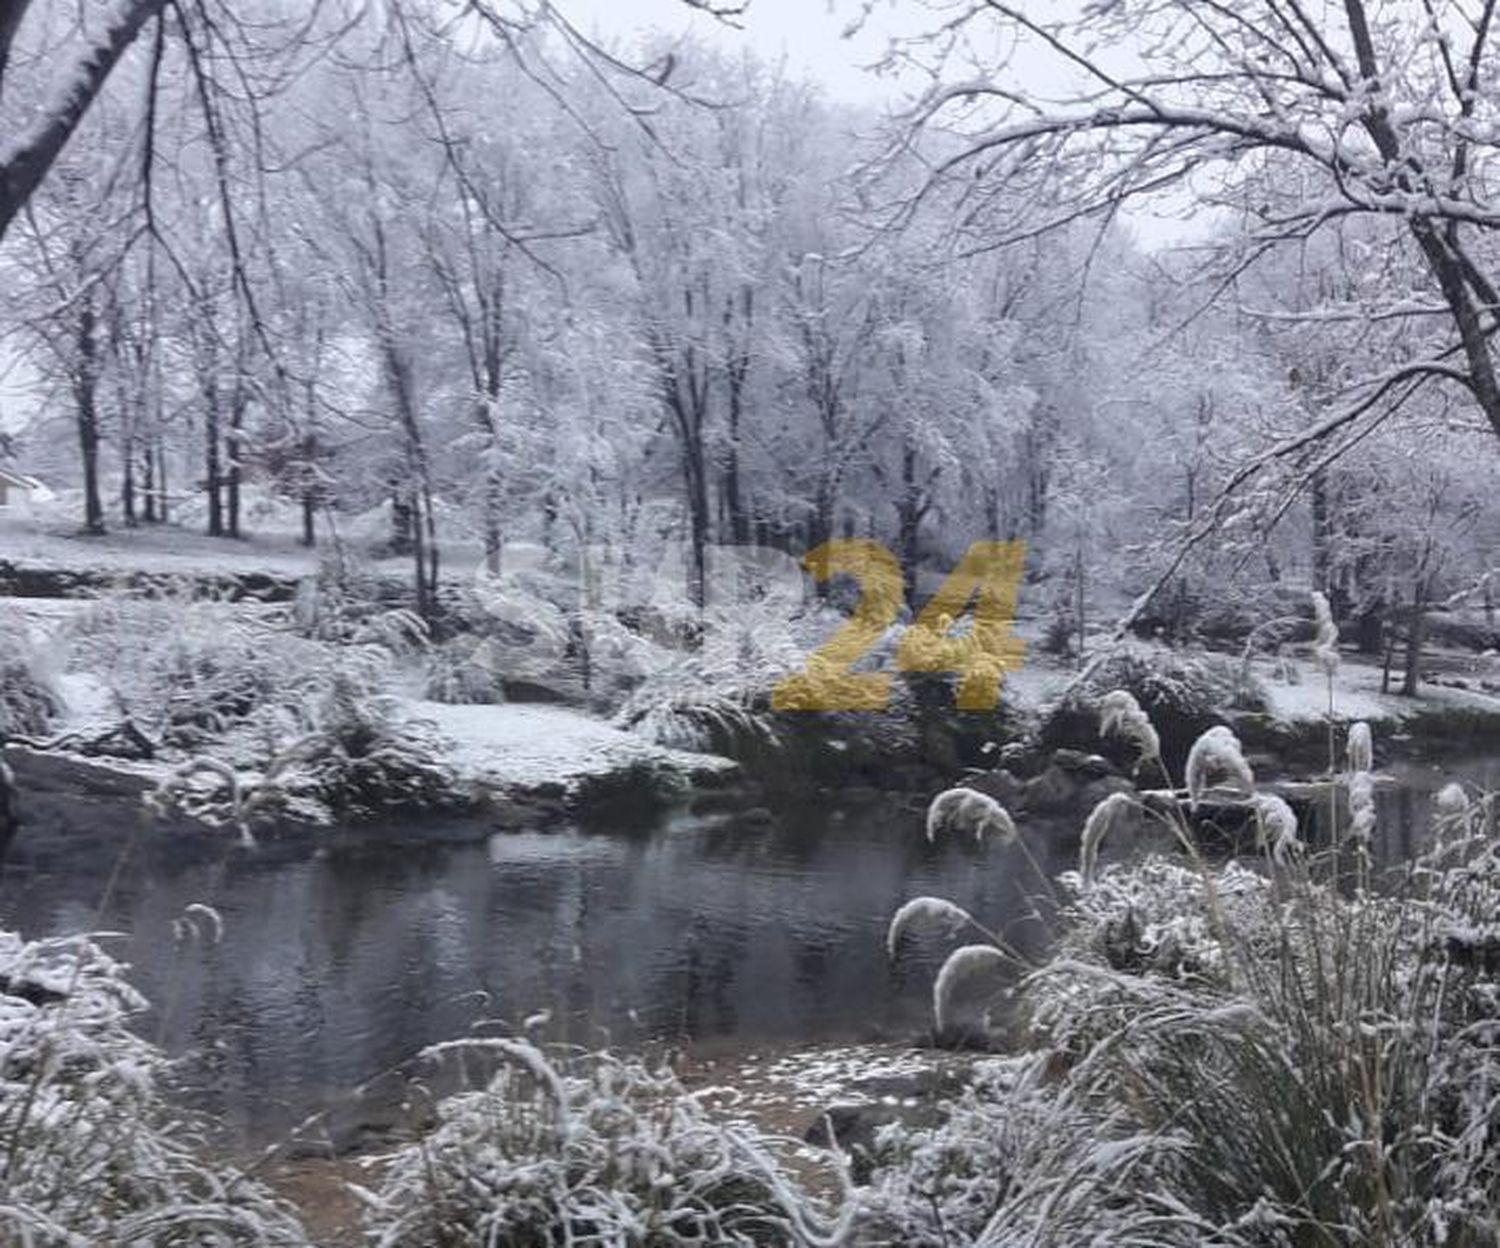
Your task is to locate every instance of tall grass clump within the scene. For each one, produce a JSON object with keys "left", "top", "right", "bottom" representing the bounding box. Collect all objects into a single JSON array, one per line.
[
  {"left": 0, "top": 929, "right": 308, "bottom": 1244},
  {"left": 855, "top": 1053, "right": 1195, "bottom": 1246},
  {"left": 66, "top": 594, "right": 330, "bottom": 752},
  {"left": 876, "top": 671, "right": 1500, "bottom": 1244},
  {"left": 152, "top": 671, "right": 464, "bottom": 829},
  {"left": 354, "top": 1039, "right": 851, "bottom": 1247}
]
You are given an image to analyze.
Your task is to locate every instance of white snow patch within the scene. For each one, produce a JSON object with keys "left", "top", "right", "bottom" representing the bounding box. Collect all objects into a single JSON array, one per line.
[
  {"left": 405, "top": 700, "right": 735, "bottom": 791},
  {"left": 1261, "top": 654, "right": 1500, "bottom": 724}
]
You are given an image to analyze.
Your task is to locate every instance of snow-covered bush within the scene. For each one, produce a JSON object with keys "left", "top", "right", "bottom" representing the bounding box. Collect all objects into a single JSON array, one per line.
[
  {"left": 355, "top": 1040, "right": 846, "bottom": 1246},
  {"left": 283, "top": 675, "right": 462, "bottom": 818},
  {"left": 0, "top": 928, "right": 308, "bottom": 1244},
  {"left": 856, "top": 1054, "right": 1194, "bottom": 1246},
  {"left": 149, "top": 669, "right": 464, "bottom": 828},
  {"left": 874, "top": 689, "right": 1500, "bottom": 1243},
  {"left": 1041, "top": 644, "right": 1267, "bottom": 770},
  {"left": 871, "top": 836, "right": 1500, "bottom": 1243},
  {"left": 613, "top": 598, "right": 818, "bottom": 756},
  {"left": 0, "top": 609, "right": 59, "bottom": 738},
  {"left": 1031, "top": 847, "right": 1500, "bottom": 1243},
  {"left": 66, "top": 595, "right": 330, "bottom": 749},
  {"left": 455, "top": 567, "right": 576, "bottom": 687},
  {"left": 422, "top": 636, "right": 509, "bottom": 705},
  {"left": 1102, "top": 645, "right": 1266, "bottom": 715},
  {"left": 291, "top": 559, "right": 428, "bottom": 657},
  {"left": 1021, "top": 855, "right": 1276, "bottom": 1053}
]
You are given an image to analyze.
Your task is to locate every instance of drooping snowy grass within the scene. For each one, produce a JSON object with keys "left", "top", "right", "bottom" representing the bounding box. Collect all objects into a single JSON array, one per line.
[
  {"left": 1184, "top": 723, "right": 1255, "bottom": 806},
  {"left": 0, "top": 928, "right": 309, "bottom": 1244},
  {"left": 924, "top": 788, "right": 1017, "bottom": 844},
  {"left": 353, "top": 1039, "right": 853, "bottom": 1247},
  {"left": 861, "top": 678, "right": 1500, "bottom": 1243}
]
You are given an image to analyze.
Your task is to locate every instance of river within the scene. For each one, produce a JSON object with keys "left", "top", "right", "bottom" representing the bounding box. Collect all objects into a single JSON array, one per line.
[
  {"left": 0, "top": 792, "right": 1072, "bottom": 1144},
  {"left": 0, "top": 750, "right": 1492, "bottom": 1146}
]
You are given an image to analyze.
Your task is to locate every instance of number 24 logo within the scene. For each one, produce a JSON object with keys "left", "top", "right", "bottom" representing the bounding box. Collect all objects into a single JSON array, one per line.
[{"left": 771, "top": 540, "right": 1027, "bottom": 713}]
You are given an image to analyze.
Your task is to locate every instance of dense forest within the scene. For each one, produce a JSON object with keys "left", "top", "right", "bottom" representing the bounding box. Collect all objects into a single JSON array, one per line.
[{"left": 5, "top": 0, "right": 1498, "bottom": 683}]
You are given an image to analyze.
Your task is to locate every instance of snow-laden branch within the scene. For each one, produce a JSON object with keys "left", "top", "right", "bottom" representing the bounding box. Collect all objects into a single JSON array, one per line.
[{"left": 0, "top": 0, "right": 167, "bottom": 243}]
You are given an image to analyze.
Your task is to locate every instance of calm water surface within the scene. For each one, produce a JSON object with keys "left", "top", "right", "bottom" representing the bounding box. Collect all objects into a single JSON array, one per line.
[
  {"left": 2, "top": 751, "right": 1492, "bottom": 1143},
  {"left": 0, "top": 793, "right": 1070, "bottom": 1142}
]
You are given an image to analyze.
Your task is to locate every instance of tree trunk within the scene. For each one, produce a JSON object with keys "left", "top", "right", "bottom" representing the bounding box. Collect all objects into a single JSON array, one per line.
[
  {"left": 1401, "top": 593, "right": 1427, "bottom": 698},
  {"left": 390, "top": 492, "right": 414, "bottom": 556},
  {"left": 76, "top": 388, "right": 105, "bottom": 536},
  {"left": 0, "top": 1, "right": 37, "bottom": 90},
  {"left": 300, "top": 432, "right": 317, "bottom": 547},
  {"left": 476, "top": 396, "right": 503, "bottom": 576},
  {"left": 1074, "top": 545, "right": 1087, "bottom": 668},
  {"left": 483, "top": 469, "right": 503, "bottom": 575},
  {"left": 1310, "top": 466, "right": 1332, "bottom": 591},
  {"left": 154, "top": 439, "right": 168, "bottom": 524},
  {"left": 204, "top": 378, "right": 223, "bottom": 538},
  {"left": 383, "top": 339, "right": 438, "bottom": 619},
  {"left": 683, "top": 439, "right": 710, "bottom": 609},
  {"left": 121, "top": 440, "right": 136, "bottom": 527},
  {"left": 897, "top": 438, "right": 922, "bottom": 607},
  {"left": 142, "top": 443, "right": 156, "bottom": 523},
  {"left": 74, "top": 302, "right": 105, "bottom": 535},
  {"left": 226, "top": 382, "right": 245, "bottom": 539},
  {"left": 723, "top": 368, "right": 749, "bottom": 545}
]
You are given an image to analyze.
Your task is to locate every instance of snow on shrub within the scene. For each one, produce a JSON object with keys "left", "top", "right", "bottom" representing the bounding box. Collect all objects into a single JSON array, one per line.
[
  {"left": 0, "top": 607, "right": 60, "bottom": 738},
  {"left": 422, "top": 636, "right": 509, "bottom": 705},
  {"left": 286, "top": 675, "right": 462, "bottom": 819},
  {"left": 1022, "top": 855, "right": 1278, "bottom": 1053},
  {"left": 150, "top": 673, "right": 464, "bottom": 828},
  {"left": 354, "top": 1040, "right": 850, "bottom": 1247},
  {"left": 1041, "top": 645, "right": 1267, "bottom": 774},
  {"left": 0, "top": 928, "right": 308, "bottom": 1244},
  {"left": 66, "top": 595, "right": 328, "bottom": 751},
  {"left": 856, "top": 1054, "right": 1193, "bottom": 1246},
  {"left": 613, "top": 597, "right": 815, "bottom": 756}
]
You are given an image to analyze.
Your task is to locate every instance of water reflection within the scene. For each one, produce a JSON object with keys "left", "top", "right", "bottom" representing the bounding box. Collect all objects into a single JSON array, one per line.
[{"left": 0, "top": 800, "right": 1069, "bottom": 1142}]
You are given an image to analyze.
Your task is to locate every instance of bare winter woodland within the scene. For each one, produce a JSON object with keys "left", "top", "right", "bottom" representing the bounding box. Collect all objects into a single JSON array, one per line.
[{"left": 7, "top": 2, "right": 1500, "bottom": 1245}]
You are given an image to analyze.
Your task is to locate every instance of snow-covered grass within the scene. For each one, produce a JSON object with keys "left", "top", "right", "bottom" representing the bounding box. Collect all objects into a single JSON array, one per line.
[
  {"left": 13, "top": 627, "right": 1500, "bottom": 1241},
  {"left": 862, "top": 687, "right": 1500, "bottom": 1244},
  {"left": 0, "top": 928, "right": 310, "bottom": 1244},
  {"left": 0, "top": 497, "right": 551, "bottom": 583},
  {"left": 0, "top": 603, "right": 61, "bottom": 738},
  {"left": 0, "top": 506, "right": 323, "bottom": 580},
  {"left": 353, "top": 1039, "right": 852, "bottom": 1247}
]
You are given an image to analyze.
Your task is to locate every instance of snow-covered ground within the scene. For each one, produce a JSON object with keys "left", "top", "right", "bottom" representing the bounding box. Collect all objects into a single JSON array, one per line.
[
  {"left": 404, "top": 700, "right": 735, "bottom": 792},
  {"left": 1256, "top": 651, "right": 1500, "bottom": 725},
  {"left": 0, "top": 508, "right": 322, "bottom": 578},
  {"left": 0, "top": 496, "right": 548, "bottom": 583}
]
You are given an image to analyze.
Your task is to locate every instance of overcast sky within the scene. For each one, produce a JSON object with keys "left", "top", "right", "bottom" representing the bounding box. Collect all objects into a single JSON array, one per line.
[
  {"left": 561, "top": 0, "right": 924, "bottom": 104},
  {"left": 558, "top": 0, "right": 1200, "bottom": 246}
]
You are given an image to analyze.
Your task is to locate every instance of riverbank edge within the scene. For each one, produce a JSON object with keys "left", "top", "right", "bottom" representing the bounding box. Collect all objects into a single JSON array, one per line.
[
  {"left": 9, "top": 671, "right": 1500, "bottom": 844},
  {"left": 0, "top": 731, "right": 747, "bottom": 847}
]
